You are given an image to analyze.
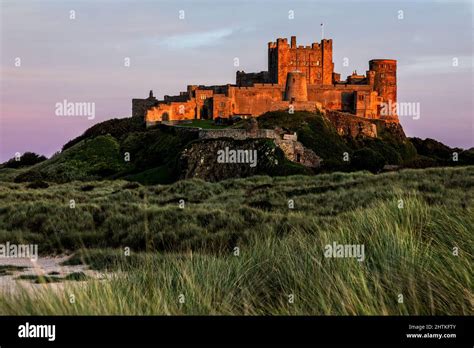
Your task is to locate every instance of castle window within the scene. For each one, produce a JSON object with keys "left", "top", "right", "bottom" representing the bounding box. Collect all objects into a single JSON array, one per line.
[
  {"left": 220, "top": 102, "right": 225, "bottom": 107},
  {"left": 358, "top": 95, "right": 364, "bottom": 101},
  {"left": 200, "top": 95, "right": 206, "bottom": 100},
  {"left": 317, "top": 61, "right": 320, "bottom": 66},
  {"left": 381, "top": 73, "right": 385, "bottom": 78}
]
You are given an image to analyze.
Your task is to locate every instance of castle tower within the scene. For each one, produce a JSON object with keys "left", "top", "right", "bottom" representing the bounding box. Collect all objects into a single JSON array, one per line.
[
  {"left": 268, "top": 37, "right": 334, "bottom": 86},
  {"left": 369, "top": 59, "right": 398, "bottom": 121},
  {"left": 285, "top": 71, "right": 308, "bottom": 102},
  {"left": 321, "top": 39, "right": 334, "bottom": 85}
]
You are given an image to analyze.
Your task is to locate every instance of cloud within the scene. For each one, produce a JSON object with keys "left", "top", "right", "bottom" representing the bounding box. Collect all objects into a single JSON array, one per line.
[
  {"left": 399, "top": 55, "right": 472, "bottom": 75},
  {"left": 158, "top": 28, "right": 236, "bottom": 49}
]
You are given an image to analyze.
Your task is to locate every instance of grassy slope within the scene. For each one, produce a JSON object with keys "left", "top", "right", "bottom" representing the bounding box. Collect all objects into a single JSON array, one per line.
[
  {"left": 176, "top": 119, "right": 228, "bottom": 129},
  {"left": 0, "top": 167, "right": 472, "bottom": 315},
  {"left": 13, "top": 135, "right": 127, "bottom": 183}
]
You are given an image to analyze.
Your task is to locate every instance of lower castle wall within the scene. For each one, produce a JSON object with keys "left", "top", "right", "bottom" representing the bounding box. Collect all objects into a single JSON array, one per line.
[
  {"left": 230, "top": 86, "right": 284, "bottom": 116},
  {"left": 144, "top": 82, "right": 380, "bottom": 124},
  {"left": 199, "top": 129, "right": 279, "bottom": 140},
  {"left": 146, "top": 100, "right": 197, "bottom": 123}
]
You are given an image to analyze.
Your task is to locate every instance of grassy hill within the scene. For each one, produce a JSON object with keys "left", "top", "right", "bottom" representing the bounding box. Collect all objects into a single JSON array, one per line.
[
  {"left": 0, "top": 166, "right": 472, "bottom": 315},
  {"left": 14, "top": 135, "right": 127, "bottom": 183},
  {"left": 2, "top": 111, "right": 473, "bottom": 185}
]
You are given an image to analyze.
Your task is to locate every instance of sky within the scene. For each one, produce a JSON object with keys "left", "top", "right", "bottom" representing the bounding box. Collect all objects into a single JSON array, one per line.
[{"left": 0, "top": 0, "right": 473, "bottom": 162}]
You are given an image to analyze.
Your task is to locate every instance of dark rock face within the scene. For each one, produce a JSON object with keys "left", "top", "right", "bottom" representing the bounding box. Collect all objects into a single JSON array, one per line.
[
  {"left": 178, "top": 138, "right": 311, "bottom": 181},
  {"left": 382, "top": 121, "right": 406, "bottom": 140}
]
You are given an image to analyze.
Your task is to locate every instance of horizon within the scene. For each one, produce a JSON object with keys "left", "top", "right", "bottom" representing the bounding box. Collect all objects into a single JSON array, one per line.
[{"left": 1, "top": 0, "right": 473, "bottom": 162}]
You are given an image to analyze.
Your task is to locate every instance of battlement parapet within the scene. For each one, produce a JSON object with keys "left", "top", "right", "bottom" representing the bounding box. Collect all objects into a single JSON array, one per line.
[{"left": 199, "top": 129, "right": 279, "bottom": 141}]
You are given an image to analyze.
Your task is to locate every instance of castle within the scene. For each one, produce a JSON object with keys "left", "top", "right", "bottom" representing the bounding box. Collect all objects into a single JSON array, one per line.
[{"left": 133, "top": 36, "right": 398, "bottom": 126}]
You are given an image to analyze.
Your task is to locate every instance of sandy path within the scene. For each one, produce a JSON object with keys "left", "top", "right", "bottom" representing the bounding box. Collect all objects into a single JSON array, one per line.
[{"left": 0, "top": 256, "right": 104, "bottom": 295}]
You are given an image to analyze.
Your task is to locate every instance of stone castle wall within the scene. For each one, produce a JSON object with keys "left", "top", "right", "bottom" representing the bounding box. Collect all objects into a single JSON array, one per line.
[{"left": 199, "top": 129, "right": 279, "bottom": 141}]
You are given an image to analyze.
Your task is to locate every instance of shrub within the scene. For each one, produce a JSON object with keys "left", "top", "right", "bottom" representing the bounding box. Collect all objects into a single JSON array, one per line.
[
  {"left": 2, "top": 152, "right": 47, "bottom": 169},
  {"left": 26, "top": 180, "right": 49, "bottom": 189},
  {"left": 123, "top": 182, "right": 140, "bottom": 190},
  {"left": 80, "top": 185, "right": 95, "bottom": 191},
  {"left": 352, "top": 148, "right": 385, "bottom": 173}
]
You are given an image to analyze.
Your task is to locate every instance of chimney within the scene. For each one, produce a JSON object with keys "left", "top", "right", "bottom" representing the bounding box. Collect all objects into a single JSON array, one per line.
[{"left": 291, "top": 36, "right": 296, "bottom": 48}]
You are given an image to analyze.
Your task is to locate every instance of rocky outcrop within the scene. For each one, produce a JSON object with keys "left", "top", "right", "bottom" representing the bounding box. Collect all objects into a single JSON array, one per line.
[
  {"left": 198, "top": 124, "right": 320, "bottom": 168},
  {"left": 178, "top": 138, "right": 312, "bottom": 181},
  {"left": 325, "top": 110, "right": 378, "bottom": 138}
]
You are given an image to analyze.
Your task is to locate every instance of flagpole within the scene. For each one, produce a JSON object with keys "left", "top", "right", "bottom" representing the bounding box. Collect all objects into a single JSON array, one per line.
[{"left": 321, "top": 23, "right": 324, "bottom": 40}]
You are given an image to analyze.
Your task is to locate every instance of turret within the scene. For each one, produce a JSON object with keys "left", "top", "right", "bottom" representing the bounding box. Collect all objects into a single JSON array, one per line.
[
  {"left": 290, "top": 36, "right": 296, "bottom": 48},
  {"left": 369, "top": 59, "right": 397, "bottom": 121},
  {"left": 285, "top": 71, "right": 308, "bottom": 102}
]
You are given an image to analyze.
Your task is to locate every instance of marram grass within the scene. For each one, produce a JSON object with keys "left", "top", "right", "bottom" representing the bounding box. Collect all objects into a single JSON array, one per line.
[{"left": 0, "top": 191, "right": 472, "bottom": 315}]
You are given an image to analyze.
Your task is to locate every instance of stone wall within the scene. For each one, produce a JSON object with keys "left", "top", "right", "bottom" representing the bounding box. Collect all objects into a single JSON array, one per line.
[
  {"left": 199, "top": 129, "right": 279, "bottom": 141},
  {"left": 236, "top": 71, "right": 270, "bottom": 86},
  {"left": 146, "top": 99, "right": 197, "bottom": 123},
  {"left": 132, "top": 98, "right": 158, "bottom": 118},
  {"left": 325, "top": 110, "right": 377, "bottom": 138}
]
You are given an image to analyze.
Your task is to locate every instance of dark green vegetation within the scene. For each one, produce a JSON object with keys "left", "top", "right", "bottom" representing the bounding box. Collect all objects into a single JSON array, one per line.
[
  {"left": 1, "top": 152, "right": 46, "bottom": 169},
  {"left": 2, "top": 111, "right": 471, "bottom": 185},
  {"left": 175, "top": 119, "right": 229, "bottom": 129},
  {"left": 409, "top": 137, "right": 474, "bottom": 168},
  {"left": 0, "top": 167, "right": 471, "bottom": 314},
  {"left": 254, "top": 111, "right": 432, "bottom": 172},
  {"left": 0, "top": 265, "right": 27, "bottom": 276},
  {"left": 16, "top": 272, "right": 88, "bottom": 284},
  {"left": 14, "top": 135, "right": 127, "bottom": 183}
]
